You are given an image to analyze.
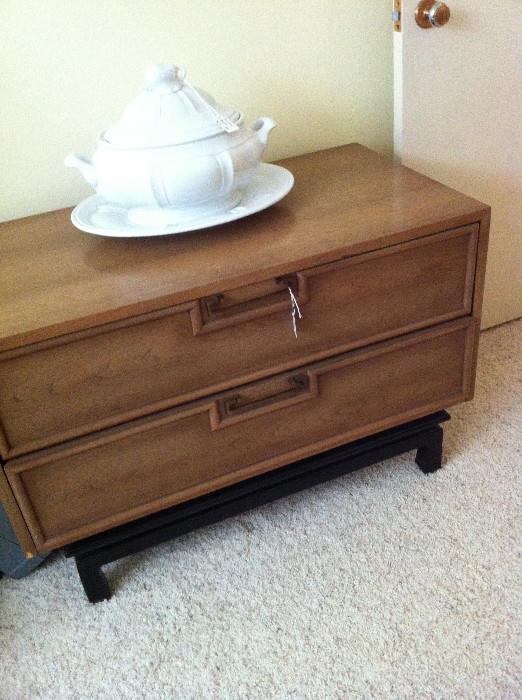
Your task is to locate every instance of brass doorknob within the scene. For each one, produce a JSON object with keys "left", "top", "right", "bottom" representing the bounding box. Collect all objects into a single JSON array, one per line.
[{"left": 415, "top": 0, "right": 451, "bottom": 28}]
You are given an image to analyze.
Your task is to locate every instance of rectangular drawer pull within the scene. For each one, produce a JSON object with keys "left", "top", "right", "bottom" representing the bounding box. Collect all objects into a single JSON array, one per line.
[
  {"left": 211, "top": 372, "right": 317, "bottom": 429},
  {"left": 191, "top": 274, "right": 308, "bottom": 335}
]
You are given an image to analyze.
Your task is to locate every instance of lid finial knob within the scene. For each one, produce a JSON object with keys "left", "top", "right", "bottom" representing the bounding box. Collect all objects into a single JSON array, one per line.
[{"left": 144, "top": 63, "right": 185, "bottom": 93}]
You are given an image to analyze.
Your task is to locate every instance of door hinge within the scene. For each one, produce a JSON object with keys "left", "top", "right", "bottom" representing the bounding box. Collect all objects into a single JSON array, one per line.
[{"left": 392, "top": 0, "right": 402, "bottom": 32}]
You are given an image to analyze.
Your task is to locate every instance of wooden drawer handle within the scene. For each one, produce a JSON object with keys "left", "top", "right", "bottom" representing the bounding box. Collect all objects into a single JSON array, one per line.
[
  {"left": 223, "top": 373, "right": 309, "bottom": 415},
  {"left": 191, "top": 273, "right": 308, "bottom": 335},
  {"left": 210, "top": 371, "right": 317, "bottom": 429}
]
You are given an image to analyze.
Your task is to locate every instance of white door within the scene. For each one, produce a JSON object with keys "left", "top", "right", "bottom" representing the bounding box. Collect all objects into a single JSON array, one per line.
[{"left": 394, "top": 0, "right": 522, "bottom": 328}]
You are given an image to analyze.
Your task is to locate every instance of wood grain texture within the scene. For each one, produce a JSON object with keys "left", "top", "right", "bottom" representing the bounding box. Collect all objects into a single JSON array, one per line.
[
  {"left": 6, "top": 319, "right": 474, "bottom": 552},
  {"left": 0, "top": 224, "right": 477, "bottom": 458},
  {"left": 0, "top": 145, "right": 490, "bottom": 554},
  {"left": 0, "top": 144, "right": 489, "bottom": 352}
]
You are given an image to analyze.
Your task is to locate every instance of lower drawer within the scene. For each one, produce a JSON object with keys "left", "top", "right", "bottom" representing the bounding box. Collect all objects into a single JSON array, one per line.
[{"left": 6, "top": 319, "right": 475, "bottom": 551}]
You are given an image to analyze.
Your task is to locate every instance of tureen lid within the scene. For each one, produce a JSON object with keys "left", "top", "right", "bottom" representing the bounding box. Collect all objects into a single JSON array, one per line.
[{"left": 102, "top": 64, "right": 242, "bottom": 148}]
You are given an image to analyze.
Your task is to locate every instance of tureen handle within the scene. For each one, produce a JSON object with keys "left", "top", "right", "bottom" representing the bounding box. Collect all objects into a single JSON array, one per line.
[
  {"left": 64, "top": 153, "right": 98, "bottom": 189},
  {"left": 252, "top": 117, "right": 277, "bottom": 147}
]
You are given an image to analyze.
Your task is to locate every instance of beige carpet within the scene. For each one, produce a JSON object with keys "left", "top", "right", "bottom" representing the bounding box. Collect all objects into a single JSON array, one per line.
[{"left": 1, "top": 320, "right": 521, "bottom": 700}]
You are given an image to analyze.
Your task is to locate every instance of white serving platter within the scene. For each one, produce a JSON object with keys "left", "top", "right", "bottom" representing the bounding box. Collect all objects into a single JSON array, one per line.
[{"left": 71, "top": 164, "right": 294, "bottom": 238}]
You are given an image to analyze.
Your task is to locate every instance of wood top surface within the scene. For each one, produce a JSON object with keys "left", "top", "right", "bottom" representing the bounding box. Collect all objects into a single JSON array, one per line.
[{"left": 0, "top": 144, "right": 489, "bottom": 351}]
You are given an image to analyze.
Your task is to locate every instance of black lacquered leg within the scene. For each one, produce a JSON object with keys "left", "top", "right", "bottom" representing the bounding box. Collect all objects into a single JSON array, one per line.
[
  {"left": 76, "top": 557, "right": 111, "bottom": 603},
  {"left": 415, "top": 425, "right": 444, "bottom": 473}
]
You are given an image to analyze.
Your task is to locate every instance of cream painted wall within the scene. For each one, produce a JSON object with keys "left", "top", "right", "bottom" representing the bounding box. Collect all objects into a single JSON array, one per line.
[{"left": 0, "top": 1, "right": 392, "bottom": 222}]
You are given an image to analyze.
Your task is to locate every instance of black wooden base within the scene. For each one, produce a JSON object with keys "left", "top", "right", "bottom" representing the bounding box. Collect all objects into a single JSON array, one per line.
[{"left": 64, "top": 410, "right": 450, "bottom": 603}]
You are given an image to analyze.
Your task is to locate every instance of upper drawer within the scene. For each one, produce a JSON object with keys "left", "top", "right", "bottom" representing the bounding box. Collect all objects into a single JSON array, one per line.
[{"left": 0, "top": 224, "right": 477, "bottom": 457}]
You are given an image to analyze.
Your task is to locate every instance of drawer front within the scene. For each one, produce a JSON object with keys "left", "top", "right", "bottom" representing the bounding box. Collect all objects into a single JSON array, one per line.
[
  {"left": 6, "top": 319, "right": 475, "bottom": 551},
  {"left": 0, "top": 225, "right": 477, "bottom": 458}
]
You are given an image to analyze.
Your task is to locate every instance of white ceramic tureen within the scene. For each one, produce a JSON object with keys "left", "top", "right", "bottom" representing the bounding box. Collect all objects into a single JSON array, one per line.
[{"left": 65, "top": 63, "right": 280, "bottom": 228}]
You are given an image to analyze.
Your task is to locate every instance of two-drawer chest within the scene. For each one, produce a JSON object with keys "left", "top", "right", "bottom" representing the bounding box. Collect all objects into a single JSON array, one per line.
[{"left": 0, "top": 145, "right": 489, "bottom": 597}]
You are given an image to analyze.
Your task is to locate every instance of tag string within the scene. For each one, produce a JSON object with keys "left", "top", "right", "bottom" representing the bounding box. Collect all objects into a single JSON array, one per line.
[{"left": 288, "top": 286, "right": 303, "bottom": 338}]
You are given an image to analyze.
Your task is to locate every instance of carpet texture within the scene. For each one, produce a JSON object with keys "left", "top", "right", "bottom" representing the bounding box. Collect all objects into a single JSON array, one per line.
[{"left": 1, "top": 320, "right": 520, "bottom": 700}]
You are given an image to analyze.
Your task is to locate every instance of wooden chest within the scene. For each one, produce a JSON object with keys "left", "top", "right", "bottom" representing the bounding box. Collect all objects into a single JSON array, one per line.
[{"left": 0, "top": 145, "right": 489, "bottom": 555}]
